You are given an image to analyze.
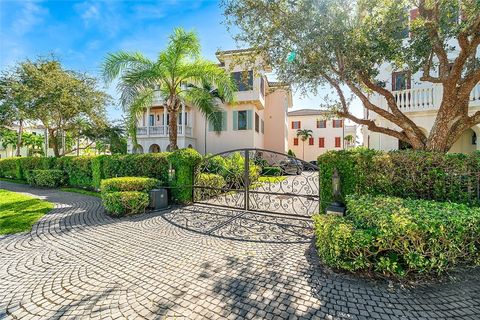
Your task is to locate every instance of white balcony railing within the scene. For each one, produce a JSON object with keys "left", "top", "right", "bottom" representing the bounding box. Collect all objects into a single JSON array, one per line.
[
  {"left": 392, "top": 87, "right": 435, "bottom": 111},
  {"left": 382, "top": 84, "right": 480, "bottom": 112},
  {"left": 136, "top": 125, "right": 193, "bottom": 137}
]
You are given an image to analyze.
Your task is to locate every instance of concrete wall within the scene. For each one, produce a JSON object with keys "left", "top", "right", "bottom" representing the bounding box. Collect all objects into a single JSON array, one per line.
[{"left": 264, "top": 90, "right": 289, "bottom": 153}]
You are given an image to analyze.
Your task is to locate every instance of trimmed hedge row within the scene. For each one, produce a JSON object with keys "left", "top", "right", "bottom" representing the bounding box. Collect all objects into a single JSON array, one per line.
[
  {"left": 26, "top": 169, "right": 66, "bottom": 188},
  {"left": 0, "top": 153, "right": 172, "bottom": 188},
  {"left": 318, "top": 148, "right": 480, "bottom": 209},
  {"left": 100, "top": 177, "right": 160, "bottom": 193},
  {"left": 314, "top": 194, "right": 480, "bottom": 277}
]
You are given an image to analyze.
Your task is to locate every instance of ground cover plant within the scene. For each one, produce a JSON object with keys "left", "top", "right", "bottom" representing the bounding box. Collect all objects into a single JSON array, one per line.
[
  {"left": 314, "top": 194, "right": 480, "bottom": 278},
  {"left": 0, "top": 189, "right": 53, "bottom": 235}
]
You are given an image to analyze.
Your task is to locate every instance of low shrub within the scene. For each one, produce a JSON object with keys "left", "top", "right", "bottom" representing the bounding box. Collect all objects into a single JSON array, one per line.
[
  {"left": 100, "top": 177, "right": 160, "bottom": 193},
  {"left": 18, "top": 157, "right": 53, "bottom": 179},
  {"left": 194, "top": 173, "right": 226, "bottom": 201},
  {"left": 262, "top": 166, "right": 282, "bottom": 176},
  {"left": 0, "top": 158, "right": 20, "bottom": 179},
  {"left": 314, "top": 194, "right": 480, "bottom": 278},
  {"left": 26, "top": 169, "right": 66, "bottom": 188},
  {"left": 102, "top": 191, "right": 149, "bottom": 216}
]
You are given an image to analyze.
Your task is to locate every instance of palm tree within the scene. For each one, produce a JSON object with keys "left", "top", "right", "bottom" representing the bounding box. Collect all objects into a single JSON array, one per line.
[
  {"left": 296, "top": 129, "right": 313, "bottom": 160},
  {"left": 102, "top": 28, "right": 236, "bottom": 150}
]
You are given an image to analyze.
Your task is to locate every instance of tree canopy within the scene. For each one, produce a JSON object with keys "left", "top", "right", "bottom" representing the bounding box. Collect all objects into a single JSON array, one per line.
[
  {"left": 0, "top": 58, "right": 110, "bottom": 157},
  {"left": 223, "top": 0, "right": 480, "bottom": 152}
]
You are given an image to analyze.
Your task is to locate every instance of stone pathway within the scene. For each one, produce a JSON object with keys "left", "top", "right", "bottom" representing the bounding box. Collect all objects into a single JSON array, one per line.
[{"left": 1, "top": 181, "right": 479, "bottom": 319}]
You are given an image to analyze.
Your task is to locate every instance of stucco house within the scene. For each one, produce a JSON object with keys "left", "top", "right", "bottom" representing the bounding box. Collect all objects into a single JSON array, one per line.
[
  {"left": 287, "top": 109, "right": 357, "bottom": 162},
  {"left": 128, "top": 49, "right": 293, "bottom": 155},
  {"left": 362, "top": 8, "right": 480, "bottom": 153}
]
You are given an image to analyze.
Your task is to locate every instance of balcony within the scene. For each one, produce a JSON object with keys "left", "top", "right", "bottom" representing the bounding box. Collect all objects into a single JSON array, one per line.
[
  {"left": 376, "top": 84, "right": 480, "bottom": 112},
  {"left": 136, "top": 125, "right": 193, "bottom": 137}
]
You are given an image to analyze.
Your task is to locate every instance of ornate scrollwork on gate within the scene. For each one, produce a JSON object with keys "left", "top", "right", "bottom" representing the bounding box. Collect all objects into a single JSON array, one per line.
[{"left": 194, "top": 148, "right": 319, "bottom": 217}]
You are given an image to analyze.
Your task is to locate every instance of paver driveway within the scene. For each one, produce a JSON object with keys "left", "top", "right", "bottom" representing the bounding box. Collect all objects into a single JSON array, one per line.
[{"left": 1, "top": 181, "right": 479, "bottom": 320}]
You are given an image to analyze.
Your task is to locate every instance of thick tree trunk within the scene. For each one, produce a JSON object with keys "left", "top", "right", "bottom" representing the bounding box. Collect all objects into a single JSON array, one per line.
[
  {"left": 426, "top": 95, "right": 468, "bottom": 152},
  {"left": 16, "top": 119, "right": 23, "bottom": 157},
  {"left": 50, "top": 129, "right": 60, "bottom": 157}
]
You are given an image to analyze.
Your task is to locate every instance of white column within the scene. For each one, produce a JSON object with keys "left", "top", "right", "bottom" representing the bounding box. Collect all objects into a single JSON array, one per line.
[
  {"left": 163, "top": 108, "right": 167, "bottom": 136},
  {"left": 181, "top": 103, "right": 186, "bottom": 136},
  {"left": 146, "top": 107, "right": 150, "bottom": 136}
]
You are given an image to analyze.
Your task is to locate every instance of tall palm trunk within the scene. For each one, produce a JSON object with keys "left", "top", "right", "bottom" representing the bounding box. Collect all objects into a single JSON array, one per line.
[
  {"left": 168, "top": 109, "right": 178, "bottom": 150},
  {"left": 302, "top": 141, "right": 305, "bottom": 160}
]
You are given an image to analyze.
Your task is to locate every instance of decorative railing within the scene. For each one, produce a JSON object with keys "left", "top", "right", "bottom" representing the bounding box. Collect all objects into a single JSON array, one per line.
[
  {"left": 384, "top": 84, "right": 480, "bottom": 112},
  {"left": 136, "top": 125, "right": 193, "bottom": 137},
  {"left": 392, "top": 87, "right": 435, "bottom": 111}
]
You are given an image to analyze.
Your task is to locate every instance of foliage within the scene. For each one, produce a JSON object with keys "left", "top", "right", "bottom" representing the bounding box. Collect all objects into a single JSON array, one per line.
[
  {"left": 100, "top": 177, "right": 160, "bottom": 193},
  {"left": 26, "top": 169, "right": 66, "bottom": 188},
  {"left": 287, "top": 149, "right": 296, "bottom": 157},
  {"left": 18, "top": 157, "right": 53, "bottom": 180},
  {"left": 314, "top": 194, "right": 480, "bottom": 278},
  {"left": 0, "top": 189, "right": 53, "bottom": 235},
  {"left": 57, "top": 156, "right": 95, "bottom": 188},
  {"left": 0, "top": 158, "right": 21, "bottom": 179},
  {"left": 318, "top": 148, "right": 480, "bottom": 210},
  {"left": 95, "top": 153, "right": 169, "bottom": 189},
  {"left": 102, "top": 27, "right": 236, "bottom": 149},
  {"left": 261, "top": 166, "right": 282, "bottom": 176},
  {"left": 0, "top": 128, "right": 45, "bottom": 157},
  {"left": 3, "top": 58, "right": 110, "bottom": 157},
  {"left": 102, "top": 191, "right": 149, "bottom": 217},
  {"left": 194, "top": 173, "right": 226, "bottom": 201},
  {"left": 223, "top": 0, "right": 480, "bottom": 151},
  {"left": 169, "top": 148, "right": 202, "bottom": 203}
]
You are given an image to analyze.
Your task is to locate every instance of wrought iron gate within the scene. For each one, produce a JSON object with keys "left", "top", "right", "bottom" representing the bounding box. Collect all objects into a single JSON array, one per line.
[{"left": 193, "top": 149, "right": 319, "bottom": 217}]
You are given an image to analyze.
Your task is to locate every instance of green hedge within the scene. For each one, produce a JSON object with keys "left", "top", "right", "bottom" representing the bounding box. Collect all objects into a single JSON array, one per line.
[
  {"left": 92, "top": 153, "right": 169, "bottom": 189},
  {"left": 102, "top": 191, "right": 149, "bottom": 217},
  {"left": 0, "top": 158, "right": 20, "bottom": 179},
  {"left": 100, "top": 177, "right": 160, "bottom": 193},
  {"left": 318, "top": 148, "right": 480, "bottom": 210},
  {"left": 57, "top": 156, "right": 95, "bottom": 188},
  {"left": 26, "top": 169, "right": 66, "bottom": 188},
  {"left": 0, "top": 157, "right": 53, "bottom": 180},
  {"left": 314, "top": 194, "right": 480, "bottom": 278},
  {"left": 169, "top": 148, "right": 202, "bottom": 203},
  {"left": 194, "top": 173, "right": 226, "bottom": 201},
  {"left": 262, "top": 166, "right": 282, "bottom": 176}
]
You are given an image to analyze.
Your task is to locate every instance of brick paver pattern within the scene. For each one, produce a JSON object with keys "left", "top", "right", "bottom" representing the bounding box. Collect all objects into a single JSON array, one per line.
[{"left": 1, "top": 181, "right": 479, "bottom": 320}]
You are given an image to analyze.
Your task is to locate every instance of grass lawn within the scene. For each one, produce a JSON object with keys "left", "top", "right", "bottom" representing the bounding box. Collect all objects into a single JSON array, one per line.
[
  {"left": 60, "top": 187, "right": 101, "bottom": 198},
  {"left": 0, "top": 189, "right": 53, "bottom": 235}
]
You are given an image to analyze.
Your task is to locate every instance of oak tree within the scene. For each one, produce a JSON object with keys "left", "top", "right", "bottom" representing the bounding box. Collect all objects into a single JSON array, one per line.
[{"left": 223, "top": 0, "right": 480, "bottom": 151}]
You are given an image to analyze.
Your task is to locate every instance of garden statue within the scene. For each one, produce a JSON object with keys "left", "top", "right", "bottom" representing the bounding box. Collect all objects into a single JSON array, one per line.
[{"left": 326, "top": 168, "right": 345, "bottom": 216}]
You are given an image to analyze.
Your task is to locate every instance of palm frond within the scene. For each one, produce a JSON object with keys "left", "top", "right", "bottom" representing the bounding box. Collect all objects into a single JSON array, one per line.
[
  {"left": 101, "top": 51, "right": 153, "bottom": 84},
  {"left": 184, "top": 87, "right": 222, "bottom": 133}
]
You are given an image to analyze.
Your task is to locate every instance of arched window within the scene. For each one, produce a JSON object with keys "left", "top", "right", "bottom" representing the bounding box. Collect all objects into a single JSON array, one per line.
[{"left": 149, "top": 144, "right": 161, "bottom": 153}]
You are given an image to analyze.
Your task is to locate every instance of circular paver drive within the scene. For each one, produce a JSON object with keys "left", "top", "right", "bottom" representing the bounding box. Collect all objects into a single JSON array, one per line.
[{"left": 1, "top": 181, "right": 479, "bottom": 320}]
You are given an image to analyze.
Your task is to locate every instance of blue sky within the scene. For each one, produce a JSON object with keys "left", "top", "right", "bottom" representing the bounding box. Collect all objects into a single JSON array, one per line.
[{"left": 0, "top": 0, "right": 361, "bottom": 120}]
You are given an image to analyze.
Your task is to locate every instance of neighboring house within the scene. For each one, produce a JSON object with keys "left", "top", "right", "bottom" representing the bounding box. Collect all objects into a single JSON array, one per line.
[
  {"left": 129, "top": 49, "right": 293, "bottom": 155},
  {"left": 362, "top": 7, "right": 480, "bottom": 153},
  {"left": 287, "top": 109, "right": 357, "bottom": 162}
]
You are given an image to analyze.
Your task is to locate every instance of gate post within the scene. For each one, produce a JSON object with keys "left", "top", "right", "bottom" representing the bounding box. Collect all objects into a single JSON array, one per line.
[{"left": 244, "top": 149, "right": 250, "bottom": 211}]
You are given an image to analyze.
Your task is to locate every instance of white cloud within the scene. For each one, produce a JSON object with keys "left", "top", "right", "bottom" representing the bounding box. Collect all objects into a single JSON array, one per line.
[{"left": 12, "top": 1, "right": 49, "bottom": 35}]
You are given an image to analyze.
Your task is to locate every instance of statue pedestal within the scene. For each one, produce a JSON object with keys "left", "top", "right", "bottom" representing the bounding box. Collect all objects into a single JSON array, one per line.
[{"left": 326, "top": 202, "right": 345, "bottom": 216}]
